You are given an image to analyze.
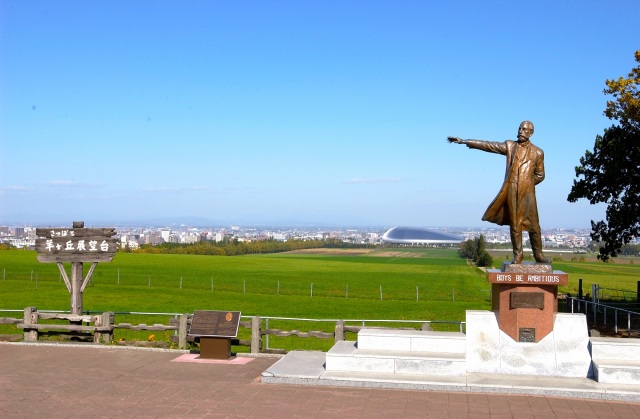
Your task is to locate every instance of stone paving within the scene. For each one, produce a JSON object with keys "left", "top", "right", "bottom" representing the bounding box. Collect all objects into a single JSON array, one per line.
[{"left": 1, "top": 343, "right": 640, "bottom": 418}]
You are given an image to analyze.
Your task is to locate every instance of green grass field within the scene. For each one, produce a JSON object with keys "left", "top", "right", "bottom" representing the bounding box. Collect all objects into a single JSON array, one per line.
[
  {"left": 0, "top": 248, "right": 488, "bottom": 319},
  {"left": 1, "top": 248, "right": 638, "bottom": 350}
]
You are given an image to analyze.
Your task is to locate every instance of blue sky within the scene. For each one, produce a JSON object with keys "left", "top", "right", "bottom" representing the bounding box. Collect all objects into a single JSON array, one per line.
[{"left": 1, "top": 1, "right": 638, "bottom": 228}]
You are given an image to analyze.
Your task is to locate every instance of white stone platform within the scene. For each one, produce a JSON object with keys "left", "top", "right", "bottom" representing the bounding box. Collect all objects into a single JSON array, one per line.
[
  {"left": 262, "top": 350, "right": 640, "bottom": 402},
  {"left": 261, "top": 311, "right": 640, "bottom": 402},
  {"left": 356, "top": 328, "right": 466, "bottom": 353},
  {"left": 326, "top": 340, "right": 467, "bottom": 376},
  {"left": 326, "top": 328, "right": 467, "bottom": 376},
  {"left": 591, "top": 337, "right": 640, "bottom": 385},
  {"left": 466, "top": 310, "right": 593, "bottom": 377}
]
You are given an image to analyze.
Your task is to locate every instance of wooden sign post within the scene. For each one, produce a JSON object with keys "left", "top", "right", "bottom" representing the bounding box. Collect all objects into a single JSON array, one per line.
[{"left": 35, "top": 221, "right": 117, "bottom": 315}]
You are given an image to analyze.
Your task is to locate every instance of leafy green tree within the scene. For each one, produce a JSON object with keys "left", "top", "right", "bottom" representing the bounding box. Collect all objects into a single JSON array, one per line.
[
  {"left": 458, "top": 234, "right": 493, "bottom": 267},
  {"left": 475, "top": 234, "right": 486, "bottom": 259},
  {"left": 476, "top": 251, "right": 493, "bottom": 268},
  {"left": 604, "top": 51, "right": 640, "bottom": 130},
  {"left": 568, "top": 51, "right": 640, "bottom": 261},
  {"left": 458, "top": 239, "right": 477, "bottom": 260}
]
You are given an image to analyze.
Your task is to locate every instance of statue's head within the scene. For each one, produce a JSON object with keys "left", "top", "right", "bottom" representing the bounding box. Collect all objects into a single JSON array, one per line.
[{"left": 518, "top": 120, "right": 534, "bottom": 142}]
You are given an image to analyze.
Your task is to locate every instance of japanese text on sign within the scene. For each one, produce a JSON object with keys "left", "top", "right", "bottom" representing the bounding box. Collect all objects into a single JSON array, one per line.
[
  {"left": 44, "top": 239, "right": 111, "bottom": 252},
  {"left": 49, "top": 230, "right": 75, "bottom": 237}
]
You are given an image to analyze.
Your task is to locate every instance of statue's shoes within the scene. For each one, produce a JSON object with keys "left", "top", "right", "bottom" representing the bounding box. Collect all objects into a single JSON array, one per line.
[{"left": 534, "top": 255, "right": 551, "bottom": 264}]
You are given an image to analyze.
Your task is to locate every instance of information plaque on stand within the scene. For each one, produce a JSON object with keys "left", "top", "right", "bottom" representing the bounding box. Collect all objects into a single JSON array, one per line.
[{"left": 188, "top": 310, "right": 241, "bottom": 359}]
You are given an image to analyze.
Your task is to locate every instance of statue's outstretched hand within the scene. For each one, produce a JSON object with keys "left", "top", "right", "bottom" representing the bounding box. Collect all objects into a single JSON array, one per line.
[{"left": 447, "top": 136, "right": 464, "bottom": 144}]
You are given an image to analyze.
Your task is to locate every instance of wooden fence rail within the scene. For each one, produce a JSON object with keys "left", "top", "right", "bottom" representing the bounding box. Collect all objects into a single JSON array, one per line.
[{"left": 2, "top": 308, "right": 445, "bottom": 353}]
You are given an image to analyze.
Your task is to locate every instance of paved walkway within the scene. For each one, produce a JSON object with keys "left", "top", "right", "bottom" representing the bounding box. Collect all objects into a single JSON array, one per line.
[{"left": 1, "top": 342, "right": 640, "bottom": 418}]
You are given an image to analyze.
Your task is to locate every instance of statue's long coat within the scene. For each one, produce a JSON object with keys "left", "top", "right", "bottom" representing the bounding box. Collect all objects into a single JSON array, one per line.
[{"left": 465, "top": 140, "right": 545, "bottom": 231}]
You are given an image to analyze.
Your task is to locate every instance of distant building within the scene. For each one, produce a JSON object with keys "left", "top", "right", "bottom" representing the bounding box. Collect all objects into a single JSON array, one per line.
[{"left": 381, "top": 227, "right": 463, "bottom": 246}]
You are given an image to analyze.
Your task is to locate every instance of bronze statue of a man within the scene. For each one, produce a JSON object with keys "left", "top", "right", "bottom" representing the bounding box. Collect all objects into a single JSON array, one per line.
[{"left": 448, "top": 121, "right": 550, "bottom": 264}]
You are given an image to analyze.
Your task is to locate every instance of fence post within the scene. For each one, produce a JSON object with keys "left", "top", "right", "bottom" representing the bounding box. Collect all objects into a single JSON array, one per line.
[
  {"left": 93, "top": 311, "right": 113, "bottom": 344},
  {"left": 178, "top": 314, "right": 189, "bottom": 349},
  {"left": 104, "top": 311, "right": 114, "bottom": 343},
  {"left": 94, "top": 313, "right": 103, "bottom": 343},
  {"left": 251, "top": 316, "right": 261, "bottom": 354},
  {"left": 578, "top": 278, "right": 583, "bottom": 300},
  {"left": 335, "top": 320, "right": 345, "bottom": 343},
  {"left": 23, "top": 307, "right": 38, "bottom": 342}
]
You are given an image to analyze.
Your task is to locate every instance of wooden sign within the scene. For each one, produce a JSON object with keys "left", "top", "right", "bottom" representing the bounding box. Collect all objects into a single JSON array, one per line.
[
  {"left": 35, "top": 226, "right": 117, "bottom": 263},
  {"left": 34, "top": 222, "right": 117, "bottom": 315},
  {"left": 189, "top": 310, "right": 241, "bottom": 338}
]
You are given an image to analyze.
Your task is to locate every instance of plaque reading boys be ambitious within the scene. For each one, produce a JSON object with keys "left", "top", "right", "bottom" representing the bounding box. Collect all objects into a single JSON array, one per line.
[{"left": 188, "top": 310, "right": 241, "bottom": 338}]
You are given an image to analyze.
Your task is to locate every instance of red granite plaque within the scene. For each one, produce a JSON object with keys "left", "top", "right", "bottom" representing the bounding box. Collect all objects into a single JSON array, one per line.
[{"left": 488, "top": 265, "right": 563, "bottom": 343}]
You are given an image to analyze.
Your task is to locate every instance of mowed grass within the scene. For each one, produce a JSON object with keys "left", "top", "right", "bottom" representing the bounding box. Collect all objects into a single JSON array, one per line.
[
  {"left": 0, "top": 248, "right": 489, "bottom": 322},
  {"left": 1, "top": 248, "right": 638, "bottom": 351}
]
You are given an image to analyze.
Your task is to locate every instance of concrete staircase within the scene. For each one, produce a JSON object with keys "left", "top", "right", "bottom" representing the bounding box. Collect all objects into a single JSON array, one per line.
[
  {"left": 591, "top": 337, "right": 640, "bottom": 384},
  {"left": 325, "top": 328, "right": 466, "bottom": 377}
]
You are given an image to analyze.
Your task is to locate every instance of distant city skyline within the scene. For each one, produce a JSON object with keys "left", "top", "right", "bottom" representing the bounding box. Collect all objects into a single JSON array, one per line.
[
  {"left": 2, "top": 223, "right": 598, "bottom": 251},
  {"left": 2, "top": 2, "right": 636, "bottom": 228}
]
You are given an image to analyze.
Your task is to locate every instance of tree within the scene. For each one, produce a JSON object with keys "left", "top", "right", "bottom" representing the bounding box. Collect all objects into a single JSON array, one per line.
[
  {"left": 603, "top": 51, "right": 640, "bottom": 131},
  {"left": 568, "top": 51, "right": 640, "bottom": 261},
  {"left": 458, "top": 239, "right": 477, "bottom": 260},
  {"left": 458, "top": 234, "right": 493, "bottom": 267},
  {"left": 476, "top": 251, "right": 493, "bottom": 268},
  {"left": 475, "top": 234, "right": 486, "bottom": 259}
]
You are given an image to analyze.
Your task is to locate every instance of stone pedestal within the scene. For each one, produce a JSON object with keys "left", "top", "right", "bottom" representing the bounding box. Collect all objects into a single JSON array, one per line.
[
  {"left": 487, "top": 262, "right": 568, "bottom": 343},
  {"left": 466, "top": 310, "right": 592, "bottom": 377}
]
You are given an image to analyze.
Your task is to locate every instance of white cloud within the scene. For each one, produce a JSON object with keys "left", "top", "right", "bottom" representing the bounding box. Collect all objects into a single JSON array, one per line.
[
  {"left": 45, "top": 180, "right": 102, "bottom": 189},
  {"left": 0, "top": 185, "right": 29, "bottom": 192},
  {"left": 135, "top": 186, "right": 220, "bottom": 193},
  {"left": 345, "top": 177, "right": 402, "bottom": 184}
]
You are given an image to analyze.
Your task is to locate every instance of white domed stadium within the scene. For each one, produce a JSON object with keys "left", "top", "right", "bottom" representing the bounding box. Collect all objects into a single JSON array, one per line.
[{"left": 381, "top": 226, "right": 463, "bottom": 246}]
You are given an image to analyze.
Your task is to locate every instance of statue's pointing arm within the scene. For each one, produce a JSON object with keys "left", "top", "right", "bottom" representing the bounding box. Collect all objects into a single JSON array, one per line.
[
  {"left": 448, "top": 137, "right": 507, "bottom": 155},
  {"left": 447, "top": 136, "right": 466, "bottom": 145}
]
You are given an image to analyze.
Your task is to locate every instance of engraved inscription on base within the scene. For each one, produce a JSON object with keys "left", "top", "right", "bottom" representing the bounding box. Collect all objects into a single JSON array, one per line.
[
  {"left": 510, "top": 292, "right": 545, "bottom": 309},
  {"left": 519, "top": 327, "right": 536, "bottom": 342},
  {"left": 189, "top": 310, "right": 241, "bottom": 338}
]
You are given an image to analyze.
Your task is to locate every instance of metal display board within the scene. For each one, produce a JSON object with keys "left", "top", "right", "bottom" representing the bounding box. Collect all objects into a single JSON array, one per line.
[{"left": 188, "top": 310, "right": 241, "bottom": 338}]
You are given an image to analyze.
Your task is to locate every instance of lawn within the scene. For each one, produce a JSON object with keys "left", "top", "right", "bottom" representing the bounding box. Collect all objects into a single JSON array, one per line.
[
  {"left": 1, "top": 248, "right": 638, "bottom": 350},
  {"left": 0, "top": 248, "right": 489, "bottom": 319}
]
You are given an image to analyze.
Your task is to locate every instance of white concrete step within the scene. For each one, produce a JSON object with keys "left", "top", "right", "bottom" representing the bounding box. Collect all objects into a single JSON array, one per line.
[
  {"left": 357, "top": 327, "right": 466, "bottom": 354},
  {"left": 591, "top": 337, "right": 640, "bottom": 361},
  {"left": 326, "top": 340, "right": 466, "bottom": 376},
  {"left": 591, "top": 337, "right": 640, "bottom": 384},
  {"left": 593, "top": 359, "right": 640, "bottom": 384}
]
